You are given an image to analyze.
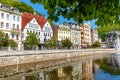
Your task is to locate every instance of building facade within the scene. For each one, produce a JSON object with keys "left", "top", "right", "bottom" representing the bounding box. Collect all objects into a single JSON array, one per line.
[
  {"left": 0, "top": 4, "right": 22, "bottom": 50},
  {"left": 22, "top": 12, "right": 53, "bottom": 49},
  {"left": 53, "top": 23, "right": 81, "bottom": 49},
  {"left": 80, "top": 23, "right": 91, "bottom": 48},
  {"left": 68, "top": 23, "right": 81, "bottom": 49},
  {"left": 106, "top": 30, "right": 119, "bottom": 48},
  {"left": 91, "top": 29, "right": 99, "bottom": 44},
  {"left": 53, "top": 24, "right": 71, "bottom": 45}
]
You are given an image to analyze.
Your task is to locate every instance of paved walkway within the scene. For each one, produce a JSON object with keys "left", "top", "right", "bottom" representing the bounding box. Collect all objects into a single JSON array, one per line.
[{"left": 0, "top": 48, "right": 117, "bottom": 56}]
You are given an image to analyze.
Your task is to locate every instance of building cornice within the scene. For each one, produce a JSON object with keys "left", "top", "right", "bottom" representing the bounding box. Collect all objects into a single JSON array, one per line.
[{"left": 0, "top": 7, "right": 22, "bottom": 15}]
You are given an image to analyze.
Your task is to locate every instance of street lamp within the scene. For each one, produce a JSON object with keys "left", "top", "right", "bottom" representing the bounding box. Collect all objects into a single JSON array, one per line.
[
  {"left": 21, "top": 33, "right": 24, "bottom": 51},
  {"left": 44, "top": 33, "right": 47, "bottom": 49}
]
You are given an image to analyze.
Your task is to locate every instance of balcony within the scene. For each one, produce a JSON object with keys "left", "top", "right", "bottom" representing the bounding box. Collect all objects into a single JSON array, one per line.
[{"left": 11, "top": 28, "right": 20, "bottom": 34}]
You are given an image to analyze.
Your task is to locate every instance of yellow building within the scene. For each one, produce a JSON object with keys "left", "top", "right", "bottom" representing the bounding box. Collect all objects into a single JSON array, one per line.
[
  {"left": 80, "top": 23, "right": 91, "bottom": 48},
  {"left": 53, "top": 24, "right": 71, "bottom": 44}
]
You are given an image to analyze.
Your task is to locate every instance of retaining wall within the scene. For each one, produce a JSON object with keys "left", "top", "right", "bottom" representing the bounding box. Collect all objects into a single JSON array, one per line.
[{"left": 0, "top": 49, "right": 117, "bottom": 66}]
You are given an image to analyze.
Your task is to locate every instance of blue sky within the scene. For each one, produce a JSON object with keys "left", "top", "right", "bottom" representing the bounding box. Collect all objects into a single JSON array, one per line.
[{"left": 20, "top": 0, "right": 97, "bottom": 28}]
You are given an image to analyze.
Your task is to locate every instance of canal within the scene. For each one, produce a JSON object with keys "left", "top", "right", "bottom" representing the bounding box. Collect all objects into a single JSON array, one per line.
[{"left": 0, "top": 53, "right": 119, "bottom": 80}]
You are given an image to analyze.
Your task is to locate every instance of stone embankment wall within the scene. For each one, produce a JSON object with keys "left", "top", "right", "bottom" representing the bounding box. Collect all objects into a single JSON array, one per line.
[{"left": 0, "top": 49, "right": 117, "bottom": 66}]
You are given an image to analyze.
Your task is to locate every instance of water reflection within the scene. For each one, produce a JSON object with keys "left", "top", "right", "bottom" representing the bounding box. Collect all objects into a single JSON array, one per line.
[{"left": 0, "top": 53, "right": 115, "bottom": 80}]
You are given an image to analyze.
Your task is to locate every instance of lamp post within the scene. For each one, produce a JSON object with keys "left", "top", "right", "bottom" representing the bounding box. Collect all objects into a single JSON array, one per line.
[
  {"left": 21, "top": 33, "right": 24, "bottom": 51},
  {"left": 44, "top": 34, "right": 47, "bottom": 49}
]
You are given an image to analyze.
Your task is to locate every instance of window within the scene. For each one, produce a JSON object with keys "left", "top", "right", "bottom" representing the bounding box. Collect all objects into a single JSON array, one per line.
[
  {"left": 6, "top": 33, "right": 8, "bottom": 36},
  {"left": 0, "top": 22, "right": 4, "bottom": 28},
  {"left": 16, "top": 34, "right": 19, "bottom": 40},
  {"left": 1, "top": 13, "right": 4, "bottom": 19},
  {"left": 17, "top": 25, "right": 19, "bottom": 29},
  {"left": 27, "top": 30, "right": 29, "bottom": 33},
  {"left": 33, "top": 20, "right": 35, "bottom": 23},
  {"left": 12, "top": 34, "right": 14, "bottom": 38},
  {"left": 13, "top": 15, "right": 15, "bottom": 21},
  {"left": 6, "top": 23, "right": 9, "bottom": 29},
  {"left": 17, "top": 16, "right": 19, "bottom": 22},
  {"left": 13, "top": 24, "right": 15, "bottom": 28},
  {"left": 6, "top": 14, "right": 9, "bottom": 20}
]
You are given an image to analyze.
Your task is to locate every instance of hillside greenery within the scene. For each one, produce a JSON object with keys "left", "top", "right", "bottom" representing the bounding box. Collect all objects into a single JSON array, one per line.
[
  {"left": 0, "top": 0, "right": 41, "bottom": 15},
  {"left": 97, "top": 24, "right": 120, "bottom": 41}
]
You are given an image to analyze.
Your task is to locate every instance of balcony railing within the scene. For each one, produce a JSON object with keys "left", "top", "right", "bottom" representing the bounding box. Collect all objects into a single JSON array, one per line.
[{"left": 11, "top": 28, "right": 20, "bottom": 34}]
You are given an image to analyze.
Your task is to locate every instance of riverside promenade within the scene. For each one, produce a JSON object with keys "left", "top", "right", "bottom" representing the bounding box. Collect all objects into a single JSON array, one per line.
[{"left": 0, "top": 49, "right": 117, "bottom": 66}]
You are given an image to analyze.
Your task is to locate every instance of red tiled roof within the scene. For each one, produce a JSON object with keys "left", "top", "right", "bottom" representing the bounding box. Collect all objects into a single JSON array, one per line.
[{"left": 22, "top": 12, "right": 47, "bottom": 30}]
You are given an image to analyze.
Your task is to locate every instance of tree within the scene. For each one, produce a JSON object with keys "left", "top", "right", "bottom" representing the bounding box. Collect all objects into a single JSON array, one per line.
[
  {"left": 30, "top": 0, "right": 120, "bottom": 26},
  {"left": 24, "top": 33, "right": 39, "bottom": 50},
  {"left": 46, "top": 37, "right": 57, "bottom": 49},
  {"left": 2, "top": 34, "right": 9, "bottom": 47},
  {"left": 61, "top": 39, "right": 72, "bottom": 49},
  {"left": 0, "top": 31, "right": 9, "bottom": 48},
  {"left": 9, "top": 39, "right": 18, "bottom": 48},
  {"left": 91, "top": 41, "right": 101, "bottom": 48},
  {"left": 97, "top": 24, "right": 120, "bottom": 41}
]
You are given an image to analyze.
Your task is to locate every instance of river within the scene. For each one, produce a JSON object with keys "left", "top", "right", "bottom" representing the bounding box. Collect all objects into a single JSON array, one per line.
[{"left": 0, "top": 53, "right": 119, "bottom": 80}]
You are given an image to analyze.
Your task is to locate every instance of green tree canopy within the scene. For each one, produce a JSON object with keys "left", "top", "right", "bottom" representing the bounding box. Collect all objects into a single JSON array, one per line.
[
  {"left": 0, "top": 31, "right": 9, "bottom": 47},
  {"left": 30, "top": 0, "right": 120, "bottom": 26},
  {"left": 61, "top": 38, "right": 72, "bottom": 49},
  {"left": 25, "top": 33, "right": 39, "bottom": 49},
  {"left": 46, "top": 37, "right": 57, "bottom": 49},
  {"left": 97, "top": 24, "right": 120, "bottom": 41},
  {"left": 91, "top": 41, "right": 101, "bottom": 48},
  {"left": 9, "top": 39, "right": 18, "bottom": 48}
]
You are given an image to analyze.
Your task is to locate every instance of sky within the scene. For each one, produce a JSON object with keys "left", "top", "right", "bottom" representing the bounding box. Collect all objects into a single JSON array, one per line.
[{"left": 20, "top": 0, "right": 97, "bottom": 28}]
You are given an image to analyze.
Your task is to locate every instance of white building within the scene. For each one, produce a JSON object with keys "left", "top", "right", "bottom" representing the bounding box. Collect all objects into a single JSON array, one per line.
[
  {"left": 0, "top": 4, "right": 22, "bottom": 50},
  {"left": 70, "top": 23, "right": 81, "bottom": 49},
  {"left": 91, "top": 29, "right": 99, "bottom": 44},
  {"left": 22, "top": 12, "right": 53, "bottom": 49},
  {"left": 64, "top": 23, "right": 81, "bottom": 49}
]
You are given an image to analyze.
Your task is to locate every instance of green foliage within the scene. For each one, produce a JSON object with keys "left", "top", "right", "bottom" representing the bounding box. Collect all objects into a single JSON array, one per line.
[
  {"left": 0, "top": 30, "right": 17, "bottom": 49},
  {"left": 25, "top": 33, "right": 39, "bottom": 49},
  {"left": 0, "top": 31, "right": 9, "bottom": 47},
  {"left": 0, "top": 0, "right": 34, "bottom": 13},
  {"left": 61, "top": 38, "right": 72, "bottom": 49},
  {"left": 9, "top": 39, "right": 18, "bottom": 47},
  {"left": 97, "top": 24, "right": 120, "bottom": 41},
  {"left": 96, "top": 58, "right": 120, "bottom": 75},
  {"left": 3, "top": 34, "right": 9, "bottom": 47},
  {"left": 30, "top": 0, "right": 120, "bottom": 26},
  {"left": 91, "top": 41, "right": 101, "bottom": 48},
  {"left": 46, "top": 37, "right": 57, "bottom": 49}
]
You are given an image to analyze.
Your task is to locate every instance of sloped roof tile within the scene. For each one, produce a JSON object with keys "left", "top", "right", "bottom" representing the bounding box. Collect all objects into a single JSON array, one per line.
[{"left": 22, "top": 12, "right": 47, "bottom": 30}]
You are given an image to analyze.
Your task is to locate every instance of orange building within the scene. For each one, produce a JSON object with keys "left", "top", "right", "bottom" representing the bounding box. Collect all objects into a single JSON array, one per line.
[{"left": 80, "top": 23, "right": 91, "bottom": 48}]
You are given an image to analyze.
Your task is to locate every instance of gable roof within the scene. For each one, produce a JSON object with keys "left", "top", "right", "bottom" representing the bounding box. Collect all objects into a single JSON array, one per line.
[{"left": 22, "top": 12, "right": 47, "bottom": 30}]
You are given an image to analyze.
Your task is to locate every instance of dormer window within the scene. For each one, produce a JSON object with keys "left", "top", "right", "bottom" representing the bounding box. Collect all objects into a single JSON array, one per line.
[
  {"left": 12, "top": 7, "right": 19, "bottom": 12},
  {"left": 1, "top": 4, "right": 10, "bottom": 10},
  {"left": 33, "top": 20, "right": 35, "bottom": 23}
]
